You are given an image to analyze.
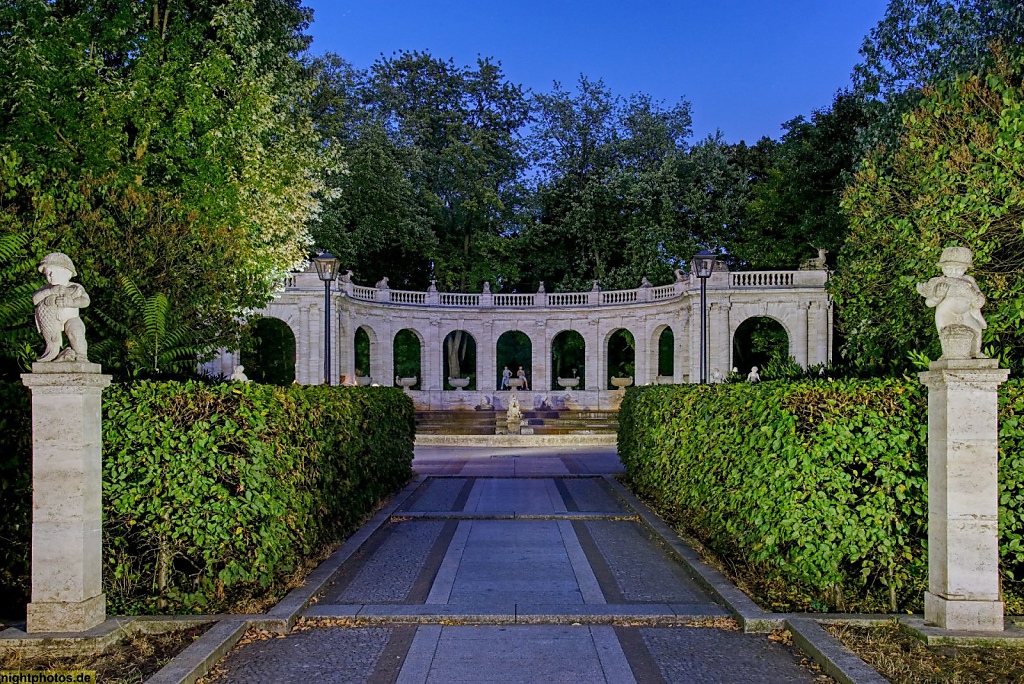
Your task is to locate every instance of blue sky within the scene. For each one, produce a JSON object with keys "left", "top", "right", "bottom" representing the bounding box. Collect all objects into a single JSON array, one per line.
[{"left": 303, "top": 1, "right": 891, "bottom": 144}]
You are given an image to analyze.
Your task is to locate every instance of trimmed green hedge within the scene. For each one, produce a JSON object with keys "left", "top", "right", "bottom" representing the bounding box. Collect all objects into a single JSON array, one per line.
[
  {"left": 619, "top": 379, "right": 1024, "bottom": 613},
  {"left": 0, "top": 381, "right": 414, "bottom": 615}
]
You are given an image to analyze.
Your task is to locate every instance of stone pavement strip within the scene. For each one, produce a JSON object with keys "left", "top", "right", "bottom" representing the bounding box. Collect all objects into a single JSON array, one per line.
[{"left": 196, "top": 447, "right": 854, "bottom": 683}]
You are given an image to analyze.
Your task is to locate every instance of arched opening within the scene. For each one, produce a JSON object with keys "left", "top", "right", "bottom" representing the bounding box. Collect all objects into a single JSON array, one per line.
[
  {"left": 551, "top": 330, "right": 585, "bottom": 390},
  {"left": 443, "top": 330, "right": 477, "bottom": 390},
  {"left": 394, "top": 329, "right": 422, "bottom": 389},
  {"left": 732, "top": 317, "right": 789, "bottom": 375},
  {"left": 607, "top": 329, "right": 635, "bottom": 389},
  {"left": 496, "top": 331, "right": 532, "bottom": 390},
  {"left": 354, "top": 326, "right": 372, "bottom": 382},
  {"left": 241, "top": 317, "right": 296, "bottom": 385},
  {"left": 657, "top": 327, "right": 674, "bottom": 379}
]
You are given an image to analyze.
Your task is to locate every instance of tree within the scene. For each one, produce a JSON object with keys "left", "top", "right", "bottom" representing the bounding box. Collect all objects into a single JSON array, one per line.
[
  {"left": 0, "top": 0, "right": 328, "bottom": 376},
  {"left": 728, "top": 92, "right": 879, "bottom": 269},
  {"left": 833, "top": 47, "right": 1024, "bottom": 372},
  {"left": 524, "top": 77, "right": 699, "bottom": 291}
]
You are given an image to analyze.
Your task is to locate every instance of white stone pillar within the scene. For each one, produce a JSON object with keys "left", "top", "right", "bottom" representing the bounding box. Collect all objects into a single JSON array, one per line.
[
  {"left": 585, "top": 320, "right": 601, "bottom": 391},
  {"left": 22, "top": 363, "right": 112, "bottom": 633},
  {"left": 632, "top": 322, "right": 649, "bottom": 386},
  {"left": 919, "top": 359, "right": 1008, "bottom": 631},
  {"left": 477, "top": 320, "right": 495, "bottom": 391},
  {"left": 532, "top": 321, "right": 548, "bottom": 393},
  {"left": 309, "top": 303, "right": 323, "bottom": 385},
  {"left": 710, "top": 301, "right": 731, "bottom": 379},
  {"left": 425, "top": 320, "right": 442, "bottom": 391},
  {"left": 793, "top": 303, "right": 809, "bottom": 368}
]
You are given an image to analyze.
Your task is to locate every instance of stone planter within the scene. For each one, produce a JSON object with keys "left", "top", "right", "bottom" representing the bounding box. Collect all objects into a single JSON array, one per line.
[
  {"left": 448, "top": 377, "right": 470, "bottom": 390},
  {"left": 356, "top": 376, "right": 371, "bottom": 386},
  {"left": 506, "top": 378, "right": 524, "bottom": 390},
  {"left": 610, "top": 376, "right": 633, "bottom": 390},
  {"left": 396, "top": 376, "right": 417, "bottom": 389},
  {"left": 557, "top": 377, "right": 580, "bottom": 389}
]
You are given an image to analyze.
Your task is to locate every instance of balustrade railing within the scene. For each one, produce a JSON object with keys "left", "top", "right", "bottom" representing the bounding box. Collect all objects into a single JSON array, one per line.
[
  {"left": 389, "top": 290, "right": 427, "bottom": 304},
  {"left": 732, "top": 271, "right": 795, "bottom": 288},
  {"left": 284, "top": 269, "right": 815, "bottom": 307},
  {"left": 601, "top": 289, "right": 638, "bottom": 305},
  {"left": 494, "top": 293, "right": 536, "bottom": 307},
  {"left": 440, "top": 293, "right": 480, "bottom": 306},
  {"left": 547, "top": 292, "right": 589, "bottom": 306}
]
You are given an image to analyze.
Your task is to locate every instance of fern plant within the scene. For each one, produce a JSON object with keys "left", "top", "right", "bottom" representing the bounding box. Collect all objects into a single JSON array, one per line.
[
  {"left": 92, "top": 277, "right": 218, "bottom": 378},
  {"left": 0, "top": 232, "right": 39, "bottom": 374}
]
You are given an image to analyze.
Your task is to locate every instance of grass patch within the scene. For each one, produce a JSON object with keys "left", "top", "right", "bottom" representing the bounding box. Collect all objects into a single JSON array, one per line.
[
  {"left": 825, "top": 621, "right": 1024, "bottom": 684},
  {"left": 0, "top": 624, "right": 210, "bottom": 683}
]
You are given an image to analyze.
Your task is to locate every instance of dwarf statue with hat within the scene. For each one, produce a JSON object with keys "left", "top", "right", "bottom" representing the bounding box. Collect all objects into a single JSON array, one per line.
[
  {"left": 33, "top": 252, "right": 91, "bottom": 362},
  {"left": 916, "top": 246, "right": 988, "bottom": 359}
]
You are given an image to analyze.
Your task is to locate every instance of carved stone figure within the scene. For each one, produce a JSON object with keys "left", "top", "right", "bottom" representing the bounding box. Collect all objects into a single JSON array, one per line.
[
  {"left": 641, "top": 276, "right": 652, "bottom": 288},
  {"left": 537, "top": 281, "right": 545, "bottom": 294},
  {"left": 506, "top": 393, "right": 521, "bottom": 430},
  {"left": 230, "top": 365, "right": 250, "bottom": 382},
  {"left": 675, "top": 269, "right": 685, "bottom": 282},
  {"left": 711, "top": 367, "right": 723, "bottom": 383},
  {"left": 375, "top": 276, "right": 390, "bottom": 289},
  {"left": 800, "top": 247, "right": 828, "bottom": 270},
  {"left": 33, "top": 252, "right": 90, "bottom": 362},
  {"left": 916, "top": 246, "right": 988, "bottom": 359},
  {"left": 747, "top": 366, "right": 761, "bottom": 383},
  {"left": 340, "top": 270, "right": 353, "bottom": 283},
  {"left": 475, "top": 395, "right": 493, "bottom": 411},
  {"left": 482, "top": 281, "right": 491, "bottom": 294}
]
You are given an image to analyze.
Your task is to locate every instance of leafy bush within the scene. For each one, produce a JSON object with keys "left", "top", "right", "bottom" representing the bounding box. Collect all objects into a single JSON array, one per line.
[
  {"left": 0, "top": 381, "right": 413, "bottom": 615},
  {"left": 619, "top": 379, "right": 1024, "bottom": 613},
  {"left": 0, "top": 382, "right": 30, "bottom": 613}
]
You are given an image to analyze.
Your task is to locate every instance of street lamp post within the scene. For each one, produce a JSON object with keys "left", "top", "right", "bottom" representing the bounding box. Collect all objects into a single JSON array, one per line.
[
  {"left": 691, "top": 250, "right": 718, "bottom": 384},
  {"left": 313, "top": 252, "right": 339, "bottom": 385}
]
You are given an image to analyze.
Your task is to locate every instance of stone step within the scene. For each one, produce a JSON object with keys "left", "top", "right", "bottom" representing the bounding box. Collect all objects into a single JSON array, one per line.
[{"left": 415, "top": 409, "right": 618, "bottom": 436}]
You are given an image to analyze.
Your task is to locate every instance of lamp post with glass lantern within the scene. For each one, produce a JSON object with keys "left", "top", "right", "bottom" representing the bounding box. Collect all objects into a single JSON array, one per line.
[
  {"left": 313, "top": 252, "right": 339, "bottom": 385},
  {"left": 691, "top": 250, "right": 718, "bottom": 384}
]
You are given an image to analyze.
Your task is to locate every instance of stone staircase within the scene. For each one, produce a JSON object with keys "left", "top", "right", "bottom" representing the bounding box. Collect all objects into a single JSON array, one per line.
[{"left": 415, "top": 409, "right": 619, "bottom": 436}]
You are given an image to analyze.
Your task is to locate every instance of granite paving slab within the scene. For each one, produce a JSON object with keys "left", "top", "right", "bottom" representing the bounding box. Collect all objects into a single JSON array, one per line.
[
  {"left": 401, "top": 478, "right": 472, "bottom": 512},
  {"left": 583, "top": 519, "right": 715, "bottom": 604},
  {"left": 633, "top": 626, "right": 824, "bottom": 683},
  {"left": 395, "top": 625, "right": 634, "bottom": 684},
  {"left": 558, "top": 477, "right": 629, "bottom": 513},
  {"left": 209, "top": 626, "right": 394, "bottom": 683},
  {"left": 323, "top": 521, "right": 448, "bottom": 605}
]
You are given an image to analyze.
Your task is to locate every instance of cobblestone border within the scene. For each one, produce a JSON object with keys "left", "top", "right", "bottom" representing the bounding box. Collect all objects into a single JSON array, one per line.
[{"left": 0, "top": 615, "right": 220, "bottom": 658}]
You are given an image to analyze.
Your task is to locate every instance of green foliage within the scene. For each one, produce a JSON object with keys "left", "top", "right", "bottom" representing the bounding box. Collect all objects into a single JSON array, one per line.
[
  {"left": 0, "top": 381, "right": 413, "bottom": 615},
  {"left": 728, "top": 91, "right": 878, "bottom": 269},
  {"left": 619, "top": 379, "right": 1024, "bottom": 612},
  {"left": 732, "top": 317, "right": 790, "bottom": 374},
  {"left": 551, "top": 330, "right": 586, "bottom": 389},
  {"left": 834, "top": 48, "right": 1024, "bottom": 373},
  {"left": 92, "top": 277, "right": 217, "bottom": 379},
  {"left": 606, "top": 329, "right": 635, "bottom": 386},
  {"left": 0, "top": 1, "right": 329, "bottom": 374},
  {"left": 620, "top": 380, "right": 929, "bottom": 613}
]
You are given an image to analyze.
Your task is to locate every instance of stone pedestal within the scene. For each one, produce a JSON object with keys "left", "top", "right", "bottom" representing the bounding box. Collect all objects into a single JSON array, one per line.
[
  {"left": 21, "top": 362, "right": 111, "bottom": 633},
  {"left": 919, "top": 359, "right": 1008, "bottom": 631}
]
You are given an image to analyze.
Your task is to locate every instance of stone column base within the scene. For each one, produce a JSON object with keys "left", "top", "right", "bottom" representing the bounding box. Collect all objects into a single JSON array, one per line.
[
  {"left": 27, "top": 593, "right": 106, "bottom": 633},
  {"left": 924, "top": 591, "right": 1003, "bottom": 631}
]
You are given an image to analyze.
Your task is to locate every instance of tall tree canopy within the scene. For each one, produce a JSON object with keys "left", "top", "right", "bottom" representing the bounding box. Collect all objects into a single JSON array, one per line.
[
  {"left": 0, "top": 0, "right": 327, "bottom": 376},
  {"left": 833, "top": 47, "right": 1024, "bottom": 372}
]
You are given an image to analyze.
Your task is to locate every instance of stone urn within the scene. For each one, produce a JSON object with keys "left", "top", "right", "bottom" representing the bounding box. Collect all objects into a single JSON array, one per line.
[
  {"left": 356, "top": 376, "right": 371, "bottom": 386},
  {"left": 396, "top": 376, "right": 417, "bottom": 389},
  {"left": 448, "top": 377, "right": 470, "bottom": 390},
  {"left": 506, "top": 378, "right": 524, "bottom": 390},
  {"left": 610, "top": 376, "right": 633, "bottom": 390},
  {"left": 557, "top": 377, "right": 580, "bottom": 389}
]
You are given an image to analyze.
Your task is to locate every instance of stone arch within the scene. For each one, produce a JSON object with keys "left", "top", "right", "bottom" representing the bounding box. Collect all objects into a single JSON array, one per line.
[
  {"left": 496, "top": 330, "right": 533, "bottom": 390},
  {"left": 652, "top": 324, "right": 675, "bottom": 381},
  {"left": 605, "top": 328, "right": 635, "bottom": 389},
  {"left": 443, "top": 329, "right": 478, "bottom": 390},
  {"left": 393, "top": 328, "right": 423, "bottom": 389},
  {"left": 354, "top": 324, "right": 377, "bottom": 383},
  {"left": 550, "top": 329, "right": 586, "bottom": 391},
  {"left": 241, "top": 316, "right": 297, "bottom": 385},
  {"left": 731, "top": 315, "right": 791, "bottom": 375}
]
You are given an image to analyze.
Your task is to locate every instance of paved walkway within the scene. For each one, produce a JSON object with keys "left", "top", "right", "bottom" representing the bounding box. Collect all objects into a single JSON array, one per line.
[{"left": 208, "top": 447, "right": 828, "bottom": 683}]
